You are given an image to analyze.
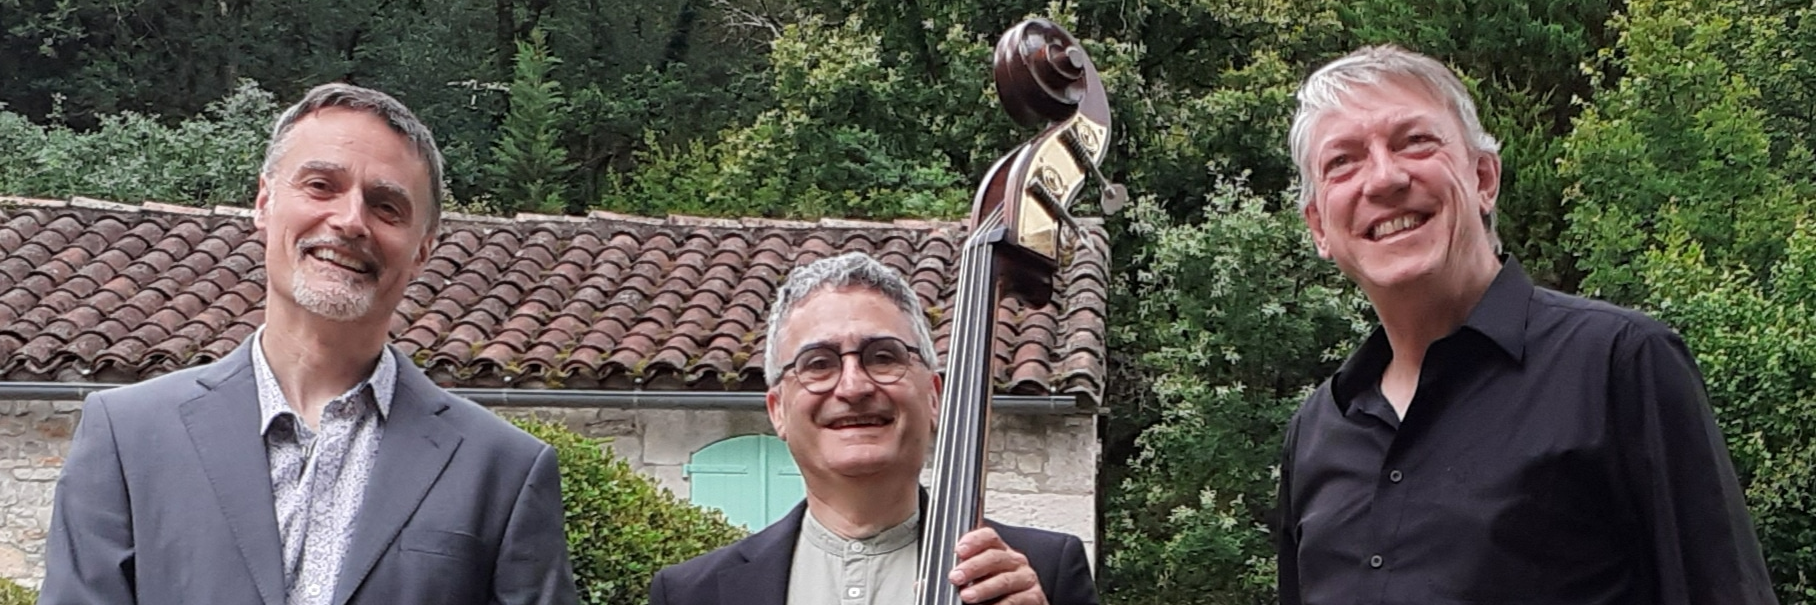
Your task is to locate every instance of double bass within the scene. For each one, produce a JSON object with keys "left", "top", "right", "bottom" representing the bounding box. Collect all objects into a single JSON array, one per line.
[{"left": 915, "top": 18, "right": 1122, "bottom": 605}]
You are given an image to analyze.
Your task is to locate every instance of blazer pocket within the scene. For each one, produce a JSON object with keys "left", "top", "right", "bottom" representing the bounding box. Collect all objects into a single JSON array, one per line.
[{"left": 399, "top": 528, "right": 482, "bottom": 560}]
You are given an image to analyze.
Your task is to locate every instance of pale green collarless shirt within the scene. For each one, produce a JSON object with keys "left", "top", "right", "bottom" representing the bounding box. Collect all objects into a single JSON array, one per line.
[{"left": 787, "top": 509, "right": 922, "bottom": 605}]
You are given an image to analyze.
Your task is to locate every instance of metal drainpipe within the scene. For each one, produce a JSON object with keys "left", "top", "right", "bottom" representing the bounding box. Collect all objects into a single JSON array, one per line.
[{"left": 0, "top": 382, "right": 1095, "bottom": 415}]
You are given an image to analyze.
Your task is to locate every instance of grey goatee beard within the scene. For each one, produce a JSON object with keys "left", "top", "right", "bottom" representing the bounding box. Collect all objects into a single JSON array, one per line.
[{"left": 292, "top": 236, "right": 381, "bottom": 322}]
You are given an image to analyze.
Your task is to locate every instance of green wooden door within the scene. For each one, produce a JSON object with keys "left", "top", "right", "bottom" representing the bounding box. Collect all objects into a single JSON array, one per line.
[{"left": 685, "top": 435, "right": 805, "bottom": 530}]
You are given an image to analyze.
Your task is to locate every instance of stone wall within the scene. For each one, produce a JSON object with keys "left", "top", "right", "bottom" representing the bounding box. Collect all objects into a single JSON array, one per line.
[
  {"left": 0, "top": 399, "right": 1100, "bottom": 590},
  {"left": 0, "top": 400, "right": 75, "bottom": 591}
]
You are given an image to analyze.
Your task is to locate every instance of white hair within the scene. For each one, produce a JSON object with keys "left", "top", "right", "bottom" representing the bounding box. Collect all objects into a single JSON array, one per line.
[
  {"left": 763, "top": 252, "right": 941, "bottom": 385},
  {"left": 1289, "top": 45, "right": 1501, "bottom": 212}
]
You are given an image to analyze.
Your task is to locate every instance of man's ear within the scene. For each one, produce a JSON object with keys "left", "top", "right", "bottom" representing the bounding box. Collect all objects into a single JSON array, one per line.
[
  {"left": 253, "top": 176, "right": 271, "bottom": 232},
  {"left": 1303, "top": 200, "right": 1332, "bottom": 260},
  {"left": 1474, "top": 151, "right": 1502, "bottom": 216},
  {"left": 928, "top": 372, "right": 943, "bottom": 431},
  {"left": 414, "top": 229, "right": 436, "bottom": 266},
  {"left": 766, "top": 388, "right": 787, "bottom": 441}
]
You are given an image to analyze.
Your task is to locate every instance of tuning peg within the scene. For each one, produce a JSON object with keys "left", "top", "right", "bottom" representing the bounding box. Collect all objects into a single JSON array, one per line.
[
  {"left": 1100, "top": 183, "right": 1127, "bottom": 215},
  {"left": 1076, "top": 154, "right": 1126, "bottom": 215},
  {"left": 1057, "top": 127, "right": 1125, "bottom": 215}
]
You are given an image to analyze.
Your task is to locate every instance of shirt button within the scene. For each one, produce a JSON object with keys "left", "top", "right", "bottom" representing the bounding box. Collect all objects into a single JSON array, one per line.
[
  {"left": 849, "top": 543, "right": 864, "bottom": 553},
  {"left": 1370, "top": 554, "right": 1384, "bottom": 568},
  {"left": 847, "top": 587, "right": 863, "bottom": 598},
  {"left": 1389, "top": 470, "right": 1403, "bottom": 483}
]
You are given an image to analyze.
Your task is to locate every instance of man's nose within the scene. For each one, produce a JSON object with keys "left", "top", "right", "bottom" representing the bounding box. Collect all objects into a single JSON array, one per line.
[
  {"left": 830, "top": 355, "right": 879, "bottom": 400},
  {"left": 324, "top": 190, "right": 372, "bottom": 239},
  {"left": 1360, "top": 147, "right": 1410, "bottom": 199}
]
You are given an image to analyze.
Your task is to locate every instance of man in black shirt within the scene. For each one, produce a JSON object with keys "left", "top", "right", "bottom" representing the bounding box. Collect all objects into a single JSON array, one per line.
[{"left": 1276, "top": 45, "right": 1777, "bottom": 605}]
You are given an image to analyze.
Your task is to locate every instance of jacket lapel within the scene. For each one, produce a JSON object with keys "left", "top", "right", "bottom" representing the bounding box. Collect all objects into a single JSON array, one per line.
[
  {"left": 331, "top": 351, "right": 460, "bottom": 605},
  {"left": 717, "top": 502, "right": 804, "bottom": 605},
  {"left": 181, "top": 340, "right": 286, "bottom": 605}
]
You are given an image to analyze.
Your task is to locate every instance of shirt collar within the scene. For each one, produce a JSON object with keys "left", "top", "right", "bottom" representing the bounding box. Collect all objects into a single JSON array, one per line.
[
  {"left": 1330, "top": 256, "right": 1534, "bottom": 410},
  {"left": 800, "top": 507, "right": 921, "bottom": 556},
  {"left": 251, "top": 325, "right": 398, "bottom": 436}
]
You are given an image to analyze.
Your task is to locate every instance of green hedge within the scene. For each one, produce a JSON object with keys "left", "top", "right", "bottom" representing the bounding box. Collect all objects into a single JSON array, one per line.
[
  {"left": 0, "top": 577, "right": 33, "bottom": 605},
  {"left": 509, "top": 418, "right": 746, "bottom": 605}
]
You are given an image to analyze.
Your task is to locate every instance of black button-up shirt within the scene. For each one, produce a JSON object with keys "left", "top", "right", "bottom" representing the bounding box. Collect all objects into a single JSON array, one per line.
[{"left": 1277, "top": 258, "right": 1778, "bottom": 605}]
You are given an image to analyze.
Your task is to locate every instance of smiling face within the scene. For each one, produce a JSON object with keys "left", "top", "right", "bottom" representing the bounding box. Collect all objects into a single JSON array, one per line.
[
  {"left": 765, "top": 287, "right": 941, "bottom": 485},
  {"left": 255, "top": 107, "right": 436, "bottom": 326},
  {"left": 1302, "top": 76, "right": 1502, "bottom": 298}
]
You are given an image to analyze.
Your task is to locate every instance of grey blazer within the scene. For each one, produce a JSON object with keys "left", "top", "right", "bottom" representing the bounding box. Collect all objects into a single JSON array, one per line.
[{"left": 39, "top": 340, "right": 579, "bottom": 605}]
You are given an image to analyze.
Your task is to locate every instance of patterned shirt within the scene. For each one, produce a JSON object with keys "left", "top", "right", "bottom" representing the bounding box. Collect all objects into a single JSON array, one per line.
[
  {"left": 252, "top": 328, "right": 397, "bottom": 605},
  {"left": 787, "top": 510, "right": 921, "bottom": 605}
]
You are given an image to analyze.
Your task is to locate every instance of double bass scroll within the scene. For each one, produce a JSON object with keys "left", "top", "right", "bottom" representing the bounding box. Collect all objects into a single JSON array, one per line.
[{"left": 915, "top": 17, "right": 1122, "bottom": 605}]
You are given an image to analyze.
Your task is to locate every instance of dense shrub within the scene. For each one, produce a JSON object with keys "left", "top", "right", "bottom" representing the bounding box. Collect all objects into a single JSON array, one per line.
[
  {"left": 1632, "top": 217, "right": 1816, "bottom": 602},
  {"left": 1560, "top": 0, "right": 1816, "bottom": 598},
  {"left": 0, "top": 577, "right": 33, "bottom": 605},
  {"left": 509, "top": 418, "right": 746, "bottom": 605},
  {"left": 0, "top": 80, "right": 276, "bottom": 206},
  {"left": 1102, "top": 182, "right": 1370, "bottom": 604}
]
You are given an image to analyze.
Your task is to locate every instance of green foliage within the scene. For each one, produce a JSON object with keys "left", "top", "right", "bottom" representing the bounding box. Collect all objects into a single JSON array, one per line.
[
  {"left": 508, "top": 418, "right": 745, "bottom": 605},
  {"left": 1560, "top": 0, "right": 1816, "bottom": 598},
  {"left": 1561, "top": 0, "right": 1813, "bottom": 305},
  {"left": 1102, "top": 182, "right": 1369, "bottom": 604},
  {"left": 0, "top": 0, "right": 773, "bottom": 204},
  {"left": 0, "top": 577, "right": 34, "bottom": 605},
  {"left": 599, "top": 8, "right": 1075, "bottom": 220},
  {"left": 1634, "top": 216, "right": 1816, "bottom": 602},
  {"left": 1341, "top": 0, "right": 1612, "bottom": 103},
  {"left": 1479, "top": 84, "right": 1575, "bottom": 288},
  {"left": 1094, "top": 0, "right": 1350, "bottom": 215},
  {"left": 0, "top": 79, "right": 276, "bottom": 205},
  {"left": 487, "top": 28, "right": 577, "bottom": 215},
  {"left": 1732, "top": 0, "right": 1816, "bottom": 186}
]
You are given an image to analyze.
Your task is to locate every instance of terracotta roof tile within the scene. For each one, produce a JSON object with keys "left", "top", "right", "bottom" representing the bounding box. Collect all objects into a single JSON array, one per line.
[{"left": 0, "top": 202, "right": 1109, "bottom": 405}]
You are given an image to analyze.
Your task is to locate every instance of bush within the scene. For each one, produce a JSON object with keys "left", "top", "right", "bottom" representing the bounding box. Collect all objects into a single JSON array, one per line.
[
  {"left": 1101, "top": 181, "right": 1369, "bottom": 604},
  {"left": 0, "top": 79, "right": 276, "bottom": 206},
  {"left": 1636, "top": 216, "right": 1816, "bottom": 602},
  {"left": 0, "top": 577, "right": 34, "bottom": 605},
  {"left": 509, "top": 418, "right": 746, "bottom": 605}
]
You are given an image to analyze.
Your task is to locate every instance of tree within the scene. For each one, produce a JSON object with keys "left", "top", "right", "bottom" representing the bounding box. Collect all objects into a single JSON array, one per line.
[
  {"left": 1561, "top": 0, "right": 1811, "bottom": 305},
  {"left": 1562, "top": 0, "right": 1816, "bottom": 598},
  {"left": 1102, "top": 181, "right": 1369, "bottom": 604},
  {"left": 1634, "top": 218, "right": 1816, "bottom": 602},
  {"left": 487, "top": 27, "right": 577, "bottom": 214},
  {"left": 598, "top": 6, "right": 1144, "bottom": 220}
]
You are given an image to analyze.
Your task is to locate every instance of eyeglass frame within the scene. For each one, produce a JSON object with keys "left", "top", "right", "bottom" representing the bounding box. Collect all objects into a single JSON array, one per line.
[{"left": 776, "top": 335, "right": 929, "bottom": 394}]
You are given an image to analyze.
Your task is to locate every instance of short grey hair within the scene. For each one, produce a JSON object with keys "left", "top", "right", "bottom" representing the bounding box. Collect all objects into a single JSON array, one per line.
[
  {"left": 1289, "top": 45, "right": 1501, "bottom": 212},
  {"left": 763, "top": 252, "right": 941, "bottom": 386},
  {"left": 261, "top": 83, "right": 446, "bottom": 227}
]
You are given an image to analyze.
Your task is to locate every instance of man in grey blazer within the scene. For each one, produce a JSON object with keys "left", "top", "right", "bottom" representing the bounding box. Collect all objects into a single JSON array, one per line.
[{"left": 39, "top": 83, "right": 579, "bottom": 605}]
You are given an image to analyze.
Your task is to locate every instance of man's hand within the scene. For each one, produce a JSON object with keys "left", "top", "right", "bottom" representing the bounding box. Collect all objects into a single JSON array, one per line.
[{"left": 949, "top": 526, "right": 1046, "bottom": 605}]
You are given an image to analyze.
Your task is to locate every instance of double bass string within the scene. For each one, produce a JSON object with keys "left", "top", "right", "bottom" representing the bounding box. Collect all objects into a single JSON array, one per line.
[{"left": 918, "top": 208, "right": 1006, "bottom": 605}]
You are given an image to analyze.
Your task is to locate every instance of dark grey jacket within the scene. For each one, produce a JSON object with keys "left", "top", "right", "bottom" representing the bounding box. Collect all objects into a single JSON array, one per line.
[{"left": 39, "top": 340, "right": 578, "bottom": 605}]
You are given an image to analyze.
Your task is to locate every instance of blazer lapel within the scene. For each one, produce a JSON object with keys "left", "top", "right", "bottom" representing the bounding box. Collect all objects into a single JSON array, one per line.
[
  {"left": 718, "top": 503, "right": 804, "bottom": 605},
  {"left": 331, "top": 353, "right": 460, "bottom": 605},
  {"left": 181, "top": 341, "right": 286, "bottom": 605}
]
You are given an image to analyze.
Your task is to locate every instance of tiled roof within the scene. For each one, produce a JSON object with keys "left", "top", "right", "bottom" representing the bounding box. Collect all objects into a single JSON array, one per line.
[{"left": 0, "top": 196, "right": 1108, "bottom": 406}]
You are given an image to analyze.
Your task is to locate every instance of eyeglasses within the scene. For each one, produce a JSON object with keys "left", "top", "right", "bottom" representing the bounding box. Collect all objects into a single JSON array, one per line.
[{"left": 779, "top": 336, "right": 926, "bottom": 394}]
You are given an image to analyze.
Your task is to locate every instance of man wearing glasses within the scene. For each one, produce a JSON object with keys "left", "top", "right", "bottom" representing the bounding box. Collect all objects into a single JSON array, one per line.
[{"left": 648, "top": 252, "right": 1099, "bottom": 605}]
